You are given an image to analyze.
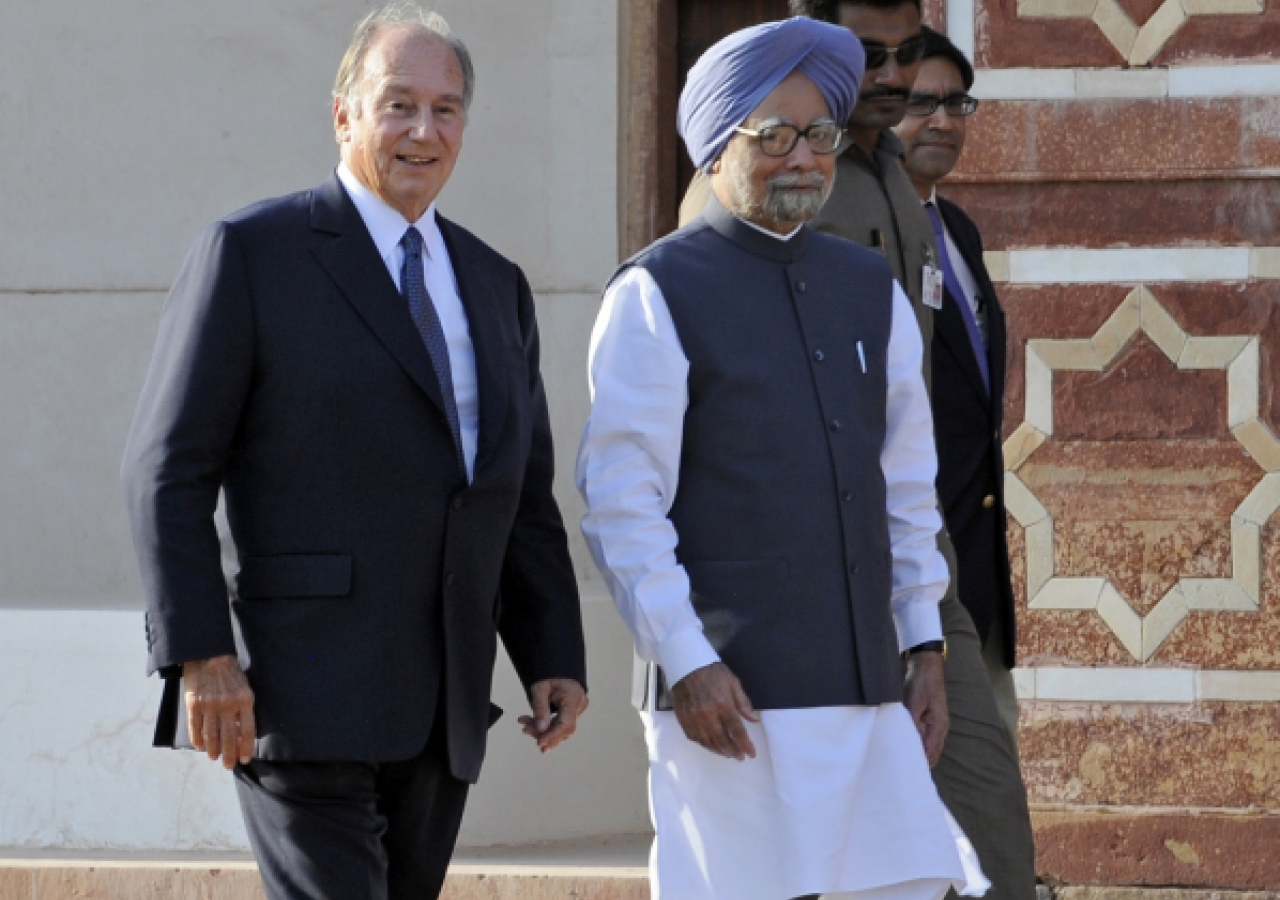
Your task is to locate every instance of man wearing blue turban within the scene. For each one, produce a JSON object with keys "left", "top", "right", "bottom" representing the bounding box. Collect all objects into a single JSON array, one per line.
[{"left": 578, "top": 18, "right": 988, "bottom": 900}]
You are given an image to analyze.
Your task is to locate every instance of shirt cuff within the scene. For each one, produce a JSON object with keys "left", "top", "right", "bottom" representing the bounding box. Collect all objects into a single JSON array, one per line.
[
  {"left": 893, "top": 595, "right": 945, "bottom": 653},
  {"left": 655, "top": 625, "right": 722, "bottom": 687}
]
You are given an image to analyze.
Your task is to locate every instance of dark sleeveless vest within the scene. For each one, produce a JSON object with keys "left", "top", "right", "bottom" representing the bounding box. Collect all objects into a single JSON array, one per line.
[{"left": 620, "top": 197, "right": 904, "bottom": 710}]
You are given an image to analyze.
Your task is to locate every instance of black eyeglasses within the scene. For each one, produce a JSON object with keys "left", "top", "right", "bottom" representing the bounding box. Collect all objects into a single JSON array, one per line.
[
  {"left": 733, "top": 119, "right": 844, "bottom": 157},
  {"left": 860, "top": 34, "right": 927, "bottom": 69},
  {"left": 905, "top": 93, "right": 980, "bottom": 117}
]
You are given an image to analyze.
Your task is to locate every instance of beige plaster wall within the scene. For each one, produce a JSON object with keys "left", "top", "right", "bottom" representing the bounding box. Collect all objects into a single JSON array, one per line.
[{"left": 0, "top": 0, "right": 646, "bottom": 848}]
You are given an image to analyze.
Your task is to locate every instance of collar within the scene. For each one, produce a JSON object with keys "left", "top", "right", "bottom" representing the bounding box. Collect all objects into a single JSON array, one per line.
[
  {"left": 702, "top": 193, "right": 810, "bottom": 264},
  {"left": 736, "top": 215, "right": 803, "bottom": 242},
  {"left": 923, "top": 186, "right": 938, "bottom": 207},
  {"left": 337, "top": 162, "right": 441, "bottom": 261}
]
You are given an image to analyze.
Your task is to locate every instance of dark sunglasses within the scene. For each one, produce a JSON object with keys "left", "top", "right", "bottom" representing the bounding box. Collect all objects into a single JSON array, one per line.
[{"left": 859, "top": 34, "right": 927, "bottom": 70}]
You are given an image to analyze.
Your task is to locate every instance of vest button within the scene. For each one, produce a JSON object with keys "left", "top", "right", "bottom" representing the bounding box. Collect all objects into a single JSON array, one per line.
[
  {"left": 983, "top": 494, "right": 996, "bottom": 508},
  {"left": 445, "top": 572, "right": 456, "bottom": 586},
  {"left": 796, "top": 281, "right": 807, "bottom": 293},
  {"left": 829, "top": 419, "right": 842, "bottom": 432},
  {"left": 849, "top": 562, "right": 860, "bottom": 575},
  {"left": 813, "top": 349, "right": 825, "bottom": 362},
  {"left": 842, "top": 490, "right": 853, "bottom": 502}
]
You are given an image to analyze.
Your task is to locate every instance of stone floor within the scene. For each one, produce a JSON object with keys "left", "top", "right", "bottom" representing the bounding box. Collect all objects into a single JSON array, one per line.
[
  {"left": 3, "top": 840, "right": 1278, "bottom": 900},
  {"left": 0, "top": 836, "right": 651, "bottom": 899}
]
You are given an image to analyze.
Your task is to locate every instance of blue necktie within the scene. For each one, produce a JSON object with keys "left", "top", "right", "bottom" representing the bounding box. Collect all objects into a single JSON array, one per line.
[
  {"left": 401, "top": 226, "right": 465, "bottom": 473},
  {"left": 924, "top": 203, "right": 989, "bottom": 394}
]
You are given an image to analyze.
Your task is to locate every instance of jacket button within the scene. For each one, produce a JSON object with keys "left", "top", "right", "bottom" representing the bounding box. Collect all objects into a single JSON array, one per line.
[
  {"left": 842, "top": 490, "right": 853, "bottom": 502},
  {"left": 452, "top": 496, "right": 465, "bottom": 510},
  {"left": 830, "top": 419, "right": 842, "bottom": 432},
  {"left": 849, "top": 563, "right": 860, "bottom": 575},
  {"left": 813, "top": 349, "right": 825, "bottom": 362},
  {"left": 445, "top": 572, "right": 456, "bottom": 586},
  {"left": 796, "top": 281, "right": 807, "bottom": 293},
  {"left": 993, "top": 429, "right": 1000, "bottom": 443},
  {"left": 983, "top": 495, "right": 996, "bottom": 508}
]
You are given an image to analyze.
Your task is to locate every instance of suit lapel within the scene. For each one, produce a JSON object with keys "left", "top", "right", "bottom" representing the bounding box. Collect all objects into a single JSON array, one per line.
[
  {"left": 937, "top": 197, "right": 1001, "bottom": 412},
  {"left": 308, "top": 175, "right": 450, "bottom": 422},
  {"left": 438, "top": 215, "right": 508, "bottom": 475}
]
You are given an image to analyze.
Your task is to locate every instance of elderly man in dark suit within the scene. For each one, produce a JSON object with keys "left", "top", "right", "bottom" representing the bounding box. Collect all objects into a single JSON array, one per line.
[
  {"left": 894, "top": 27, "right": 1019, "bottom": 742},
  {"left": 121, "top": 5, "right": 587, "bottom": 899}
]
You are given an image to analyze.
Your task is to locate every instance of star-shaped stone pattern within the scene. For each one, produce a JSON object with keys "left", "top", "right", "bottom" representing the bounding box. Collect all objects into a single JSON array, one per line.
[
  {"left": 1016, "top": 0, "right": 1265, "bottom": 66},
  {"left": 1003, "top": 286, "right": 1279, "bottom": 661}
]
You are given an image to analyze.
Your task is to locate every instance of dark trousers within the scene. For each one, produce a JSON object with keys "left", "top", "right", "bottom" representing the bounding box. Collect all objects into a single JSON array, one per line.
[
  {"left": 933, "top": 594, "right": 1037, "bottom": 900},
  {"left": 234, "top": 716, "right": 469, "bottom": 900}
]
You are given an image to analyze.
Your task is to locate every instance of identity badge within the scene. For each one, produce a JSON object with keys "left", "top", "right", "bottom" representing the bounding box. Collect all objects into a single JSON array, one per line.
[{"left": 922, "top": 264, "right": 944, "bottom": 310}]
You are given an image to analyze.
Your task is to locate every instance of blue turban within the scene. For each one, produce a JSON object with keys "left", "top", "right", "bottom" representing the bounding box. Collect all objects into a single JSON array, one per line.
[{"left": 678, "top": 18, "right": 865, "bottom": 171}]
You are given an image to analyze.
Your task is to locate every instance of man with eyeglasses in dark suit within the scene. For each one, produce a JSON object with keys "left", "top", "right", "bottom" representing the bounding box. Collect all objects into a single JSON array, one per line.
[{"left": 892, "top": 25, "right": 1039, "bottom": 900}]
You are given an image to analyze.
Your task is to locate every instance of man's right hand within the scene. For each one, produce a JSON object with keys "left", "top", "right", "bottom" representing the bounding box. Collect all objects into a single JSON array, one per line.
[
  {"left": 671, "top": 662, "right": 760, "bottom": 760},
  {"left": 183, "top": 655, "right": 256, "bottom": 769}
]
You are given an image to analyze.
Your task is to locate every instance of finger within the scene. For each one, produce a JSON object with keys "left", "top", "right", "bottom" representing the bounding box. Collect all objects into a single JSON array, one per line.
[
  {"left": 220, "top": 713, "right": 240, "bottom": 770},
  {"left": 732, "top": 681, "right": 760, "bottom": 724},
  {"left": 702, "top": 714, "right": 738, "bottom": 759},
  {"left": 187, "top": 702, "right": 206, "bottom": 752},
  {"left": 237, "top": 711, "right": 256, "bottom": 765},
  {"left": 203, "top": 716, "right": 222, "bottom": 762},
  {"left": 553, "top": 689, "right": 583, "bottom": 733},
  {"left": 722, "top": 711, "right": 756, "bottom": 760},
  {"left": 529, "top": 683, "right": 553, "bottom": 733}
]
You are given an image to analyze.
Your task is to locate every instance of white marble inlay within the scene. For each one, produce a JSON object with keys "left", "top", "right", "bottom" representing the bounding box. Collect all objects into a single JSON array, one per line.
[
  {"left": 1006, "top": 287, "right": 1272, "bottom": 661},
  {"left": 1007, "top": 248, "right": 1252, "bottom": 284},
  {"left": 972, "top": 64, "right": 1280, "bottom": 100},
  {"left": 1016, "top": 668, "right": 1280, "bottom": 703},
  {"left": 1033, "top": 667, "right": 1197, "bottom": 703}
]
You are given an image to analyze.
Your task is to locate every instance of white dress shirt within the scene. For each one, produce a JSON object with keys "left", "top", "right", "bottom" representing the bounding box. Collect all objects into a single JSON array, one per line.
[
  {"left": 925, "top": 188, "right": 986, "bottom": 343},
  {"left": 337, "top": 163, "right": 480, "bottom": 481},
  {"left": 575, "top": 223, "right": 982, "bottom": 900}
]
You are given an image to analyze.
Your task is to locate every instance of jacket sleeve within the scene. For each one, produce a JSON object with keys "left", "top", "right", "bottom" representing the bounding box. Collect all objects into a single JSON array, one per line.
[
  {"left": 495, "top": 267, "right": 588, "bottom": 691},
  {"left": 121, "top": 221, "right": 255, "bottom": 675}
]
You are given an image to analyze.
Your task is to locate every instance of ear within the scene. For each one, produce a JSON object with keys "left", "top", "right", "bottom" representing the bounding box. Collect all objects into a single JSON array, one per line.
[
  {"left": 333, "top": 96, "right": 352, "bottom": 144},
  {"left": 709, "top": 155, "right": 723, "bottom": 175}
]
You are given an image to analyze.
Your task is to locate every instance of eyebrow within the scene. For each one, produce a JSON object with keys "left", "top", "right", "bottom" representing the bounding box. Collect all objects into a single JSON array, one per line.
[{"left": 380, "top": 84, "right": 465, "bottom": 106}]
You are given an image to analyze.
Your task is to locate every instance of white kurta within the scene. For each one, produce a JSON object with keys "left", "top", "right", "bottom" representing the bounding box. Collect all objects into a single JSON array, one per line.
[{"left": 576, "top": 242, "right": 989, "bottom": 900}]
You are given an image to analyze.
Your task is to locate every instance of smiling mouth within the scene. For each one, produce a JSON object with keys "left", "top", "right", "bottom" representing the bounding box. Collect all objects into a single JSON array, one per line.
[{"left": 397, "top": 155, "right": 436, "bottom": 166}]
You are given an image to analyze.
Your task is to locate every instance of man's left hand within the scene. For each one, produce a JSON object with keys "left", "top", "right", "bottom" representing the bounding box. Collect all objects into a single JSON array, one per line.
[
  {"left": 904, "top": 651, "right": 949, "bottom": 767},
  {"left": 519, "top": 678, "right": 588, "bottom": 753}
]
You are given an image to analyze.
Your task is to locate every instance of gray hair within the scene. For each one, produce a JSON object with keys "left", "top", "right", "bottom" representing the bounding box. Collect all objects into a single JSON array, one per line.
[{"left": 333, "top": 2, "right": 475, "bottom": 115}]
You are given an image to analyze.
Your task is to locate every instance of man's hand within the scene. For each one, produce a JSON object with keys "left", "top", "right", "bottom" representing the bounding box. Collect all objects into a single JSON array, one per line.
[
  {"left": 671, "top": 662, "right": 760, "bottom": 760},
  {"left": 183, "top": 655, "right": 256, "bottom": 769},
  {"left": 519, "top": 678, "right": 588, "bottom": 753},
  {"left": 903, "top": 651, "right": 949, "bottom": 767}
]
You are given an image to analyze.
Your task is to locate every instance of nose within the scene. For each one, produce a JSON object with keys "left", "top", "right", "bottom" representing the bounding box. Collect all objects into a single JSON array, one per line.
[
  {"left": 929, "top": 106, "right": 954, "bottom": 130},
  {"left": 786, "top": 135, "right": 820, "bottom": 170},
  {"left": 408, "top": 109, "right": 439, "bottom": 141},
  {"left": 874, "top": 55, "right": 904, "bottom": 85}
]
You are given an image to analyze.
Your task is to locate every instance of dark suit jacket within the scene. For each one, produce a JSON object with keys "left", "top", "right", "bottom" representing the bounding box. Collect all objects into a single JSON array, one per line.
[
  {"left": 930, "top": 195, "right": 1016, "bottom": 668},
  {"left": 122, "top": 173, "right": 586, "bottom": 783}
]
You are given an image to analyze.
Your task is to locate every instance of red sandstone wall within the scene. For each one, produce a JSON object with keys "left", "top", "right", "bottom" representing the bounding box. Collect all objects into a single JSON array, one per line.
[{"left": 942, "top": 0, "right": 1280, "bottom": 889}]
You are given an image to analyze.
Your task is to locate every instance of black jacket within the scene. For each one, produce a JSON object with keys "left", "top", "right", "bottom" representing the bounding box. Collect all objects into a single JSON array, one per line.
[
  {"left": 122, "top": 174, "right": 586, "bottom": 782},
  {"left": 930, "top": 195, "right": 1016, "bottom": 668}
]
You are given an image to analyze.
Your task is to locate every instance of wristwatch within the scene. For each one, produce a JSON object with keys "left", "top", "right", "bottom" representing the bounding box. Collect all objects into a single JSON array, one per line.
[{"left": 902, "top": 639, "right": 947, "bottom": 661}]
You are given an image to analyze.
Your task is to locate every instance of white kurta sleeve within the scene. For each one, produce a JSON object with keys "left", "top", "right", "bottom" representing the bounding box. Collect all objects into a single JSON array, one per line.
[
  {"left": 576, "top": 267, "right": 721, "bottom": 686},
  {"left": 882, "top": 282, "right": 949, "bottom": 651}
]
